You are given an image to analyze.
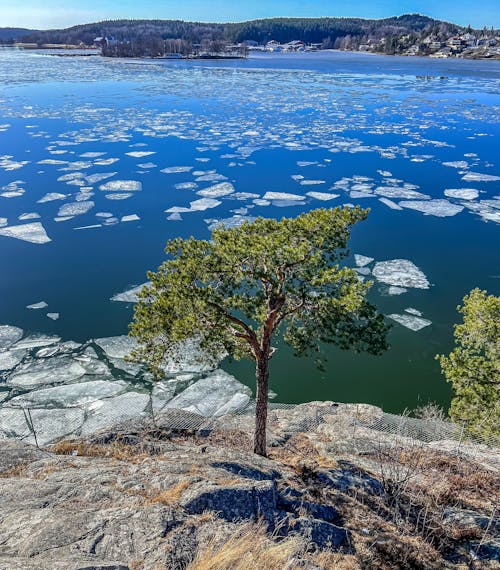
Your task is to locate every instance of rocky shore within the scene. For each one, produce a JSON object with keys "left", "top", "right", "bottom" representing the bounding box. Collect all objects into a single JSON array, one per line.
[{"left": 0, "top": 402, "right": 498, "bottom": 569}]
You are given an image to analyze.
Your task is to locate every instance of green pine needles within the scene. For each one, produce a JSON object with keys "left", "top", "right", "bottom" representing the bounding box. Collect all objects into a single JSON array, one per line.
[{"left": 129, "top": 207, "right": 389, "bottom": 455}]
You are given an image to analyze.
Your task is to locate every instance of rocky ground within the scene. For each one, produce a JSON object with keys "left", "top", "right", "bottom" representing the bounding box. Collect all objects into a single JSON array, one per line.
[{"left": 0, "top": 402, "right": 498, "bottom": 570}]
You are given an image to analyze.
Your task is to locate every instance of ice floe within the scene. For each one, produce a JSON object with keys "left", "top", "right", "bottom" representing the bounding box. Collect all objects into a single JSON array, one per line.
[
  {"left": 163, "top": 369, "right": 251, "bottom": 417},
  {"left": 444, "top": 189, "right": 479, "bottom": 200},
  {"left": 5, "top": 379, "right": 127, "bottom": 409},
  {"left": 399, "top": 199, "right": 464, "bottom": 217},
  {"left": 161, "top": 166, "right": 193, "bottom": 174},
  {"left": 462, "top": 172, "right": 500, "bottom": 182},
  {"left": 388, "top": 313, "right": 432, "bottom": 331},
  {"left": 0, "top": 325, "right": 23, "bottom": 350},
  {"left": 99, "top": 180, "right": 142, "bottom": 192},
  {"left": 306, "top": 191, "right": 339, "bottom": 201},
  {"left": 121, "top": 214, "right": 140, "bottom": 222},
  {"left": 26, "top": 301, "right": 48, "bottom": 310},
  {"left": 354, "top": 254, "right": 374, "bottom": 267},
  {"left": 37, "top": 192, "right": 67, "bottom": 203},
  {"left": 0, "top": 222, "right": 51, "bottom": 244},
  {"left": 7, "top": 356, "right": 87, "bottom": 388},
  {"left": 372, "top": 259, "right": 430, "bottom": 289},
  {"left": 0, "top": 407, "right": 85, "bottom": 446},
  {"left": 57, "top": 200, "right": 94, "bottom": 217},
  {"left": 111, "top": 282, "right": 150, "bottom": 303},
  {"left": 197, "top": 182, "right": 235, "bottom": 198}
]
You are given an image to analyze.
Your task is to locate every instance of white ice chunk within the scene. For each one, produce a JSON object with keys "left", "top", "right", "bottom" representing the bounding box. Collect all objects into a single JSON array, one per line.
[
  {"left": 263, "top": 192, "right": 304, "bottom": 201},
  {"left": 189, "top": 198, "right": 221, "bottom": 211},
  {"left": 0, "top": 326, "right": 23, "bottom": 350},
  {"left": 399, "top": 199, "right": 463, "bottom": 217},
  {"left": 164, "top": 369, "right": 251, "bottom": 417},
  {"left": 111, "top": 282, "right": 150, "bottom": 303},
  {"left": 0, "top": 348, "right": 25, "bottom": 371},
  {"left": 80, "top": 391, "right": 150, "bottom": 435},
  {"left": 121, "top": 214, "right": 140, "bottom": 222},
  {"left": 0, "top": 407, "right": 85, "bottom": 446},
  {"left": 57, "top": 200, "right": 94, "bottom": 217},
  {"left": 94, "top": 335, "right": 138, "bottom": 360},
  {"left": 205, "top": 215, "right": 255, "bottom": 231},
  {"left": 388, "top": 286, "right": 408, "bottom": 295},
  {"left": 27, "top": 301, "right": 48, "bottom": 310},
  {"left": 13, "top": 334, "right": 61, "bottom": 350},
  {"left": 85, "top": 172, "right": 116, "bottom": 185},
  {"left": 0, "top": 222, "right": 51, "bottom": 244},
  {"left": 306, "top": 191, "right": 339, "bottom": 201},
  {"left": 444, "top": 188, "right": 479, "bottom": 200},
  {"left": 375, "top": 186, "right": 430, "bottom": 200},
  {"left": 100, "top": 180, "right": 142, "bottom": 192},
  {"left": 197, "top": 182, "right": 235, "bottom": 198},
  {"left": 299, "top": 180, "right": 325, "bottom": 185},
  {"left": 161, "top": 166, "right": 193, "bottom": 174},
  {"left": 126, "top": 151, "right": 155, "bottom": 158},
  {"left": 105, "top": 193, "right": 133, "bottom": 200},
  {"left": 354, "top": 254, "right": 374, "bottom": 267},
  {"left": 442, "top": 161, "right": 468, "bottom": 169},
  {"left": 405, "top": 307, "right": 423, "bottom": 316},
  {"left": 388, "top": 313, "right": 432, "bottom": 331},
  {"left": 7, "top": 356, "right": 86, "bottom": 388},
  {"left": 37, "top": 192, "right": 68, "bottom": 203},
  {"left": 46, "top": 313, "right": 59, "bottom": 321},
  {"left": 462, "top": 172, "right": 500, "bottom": 182},
  {"left": 373, "top": 259, "right": 430, "bottom": 289},
  {"left": 18, "top": 213, "right": 40, "bottom": 221},
  {"left": 6, "top": 380, "right": 128, "bottom": 409}
]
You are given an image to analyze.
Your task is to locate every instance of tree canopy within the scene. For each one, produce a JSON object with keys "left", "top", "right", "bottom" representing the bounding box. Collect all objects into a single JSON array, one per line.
[
  {"left": 437, "top": 289, "right": 499, "bottom": 439},
  {"left": 130, "top": 207, "right": 389, "bottom": 455}
]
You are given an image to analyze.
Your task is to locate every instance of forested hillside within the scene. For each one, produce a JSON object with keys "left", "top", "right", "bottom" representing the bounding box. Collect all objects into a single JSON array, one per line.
[{"left": 3, "top": 14, "right": 461, "bottom": 47}]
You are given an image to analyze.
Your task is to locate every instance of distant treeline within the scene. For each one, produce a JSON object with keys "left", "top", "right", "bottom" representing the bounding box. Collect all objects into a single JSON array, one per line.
[{"left": 3, "top": 14, "right": 463, "bottom": 48}]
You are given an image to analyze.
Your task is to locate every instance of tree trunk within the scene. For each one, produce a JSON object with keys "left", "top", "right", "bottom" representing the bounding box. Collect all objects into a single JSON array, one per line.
[{"left": 254, "top": 355, "right": 269, "bottom": 457}]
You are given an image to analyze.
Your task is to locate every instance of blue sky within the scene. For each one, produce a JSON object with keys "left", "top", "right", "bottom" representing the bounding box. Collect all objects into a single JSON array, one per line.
[{"left": 0, "top": 0, "right": 498, "bottom": 30}]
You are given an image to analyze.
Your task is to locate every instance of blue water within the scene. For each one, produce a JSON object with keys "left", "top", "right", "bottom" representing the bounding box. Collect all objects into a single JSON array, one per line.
[{"left": 1, "top": 48, "right": 499, "bottom": 412}]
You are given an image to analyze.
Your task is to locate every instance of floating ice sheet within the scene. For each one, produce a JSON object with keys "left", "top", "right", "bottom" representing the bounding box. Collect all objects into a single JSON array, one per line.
[
  {"left": 6, "top": 379, "right": 127, "bottom": 409},
  {"left": 399, "top": 199, "right": 464, "bottom": 217},
  {"left": 306, "top": 191, "right": 339, "bottom": 201},
  {"left": 37, "top": 192, "right": 67, "bottom": 203},
  {"left": 388, "top": 313, "right": 432, "bottom": 331},
  {"left": 164, "top": 369, "right": 251, "bottom": 417},
  {"left": 444, "top": 188, "right": 479, "bottom": 200},
  {"left": 100, "top": 180, "right": 142, "bottom": 192},
  {"left": 354, "top": 254, "right": 374, "bottom": 267},
  {"left": 197, "top": 182, "right": 235, "bottom": 198},
  {"left": 0, "top": 222, "right": 51, "bottom": 244},
  {"left": 462, "top": 172, "right": 500, "bottom": 182},
  {"left": 373, "top": 259, "right": 430, "bottom": 289},
  {"left": 0, "top": 325, "right": 23, "bottom": 350},
  {"left": 27, "top": 301, "right": 48, "bottom": 310},
  {"left": 263, "top": 192, "right": 304, "bottom": 201},
  {"left": 161, "top": 166, "right": 193, "bottom": 174},
  {"left": 111, "top": 282, "right": 150, "bottom": 303},
  {"left": 189, "top": 198, "right": 222, "bottom": 211},
  {"left": 57, "top": 200, "right": 94, "bottom": 217},
  {"left": 7, "top": 356, "right": 86, "bottom": 388}
]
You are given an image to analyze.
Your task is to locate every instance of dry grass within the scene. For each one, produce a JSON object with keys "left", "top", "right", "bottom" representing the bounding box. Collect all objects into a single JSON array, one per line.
[
  {"left": 52, "top": 440, "right": 150, "bottom": 463},
  {"left": 0, "top": 463, "right": 29, "bottom": 478},
  {"left": 187, "top": 521, "right": 360, "bottom": 570},
  {"left": 149, "top": 480, "right": 191, "bottom": 505}
]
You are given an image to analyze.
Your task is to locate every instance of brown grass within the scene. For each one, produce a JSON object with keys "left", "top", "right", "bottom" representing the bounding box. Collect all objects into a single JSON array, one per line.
[
  {"left": 186, "top": 521, "right": 360, "bottom": 570},
  {"left": 149, "top": 480, "right": 191, "bottom": 505},
  {"left": 51, "top": 440, "right": 150, "bottom": 463}
]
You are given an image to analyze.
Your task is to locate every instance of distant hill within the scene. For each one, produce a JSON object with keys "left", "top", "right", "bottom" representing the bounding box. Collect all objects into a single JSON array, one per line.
[
  {"left": 11, "top": 14, "right": 462, "bottom": 47},
  {"left": 0, "top": 28, "right": 35, "bottom": 41}
]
